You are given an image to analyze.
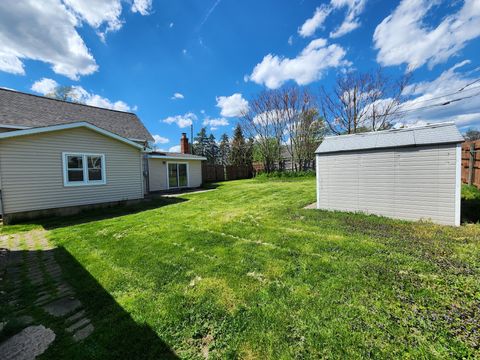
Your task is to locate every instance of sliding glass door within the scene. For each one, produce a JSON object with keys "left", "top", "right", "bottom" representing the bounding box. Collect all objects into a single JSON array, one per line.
[{"left": 168, "top": 163, "right": 188, "bottom": 188}]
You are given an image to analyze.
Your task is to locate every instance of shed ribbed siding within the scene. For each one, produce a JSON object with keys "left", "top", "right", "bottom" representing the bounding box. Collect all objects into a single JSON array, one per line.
[
  {"left": 0, "top": 127, "right": 143, "bottom": 214},
  {"left": 148, "top": 159, "right": 203, "bottom": 191},
  {"left": 316, "top": 144, "right": 459, "bottom": 225}
]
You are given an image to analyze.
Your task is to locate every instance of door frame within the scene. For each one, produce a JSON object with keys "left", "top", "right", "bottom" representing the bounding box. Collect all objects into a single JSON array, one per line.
[{"left": 166, "top": 161, "right": 190, "bottom": 189}]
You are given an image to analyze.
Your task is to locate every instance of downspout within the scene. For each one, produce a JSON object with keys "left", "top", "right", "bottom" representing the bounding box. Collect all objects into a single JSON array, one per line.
[
  {"left": 143, "top": 141, "right": 150, "bottom": 195},
  {"left": 0, "top": 146, "right": 6, "bottom": 218}
]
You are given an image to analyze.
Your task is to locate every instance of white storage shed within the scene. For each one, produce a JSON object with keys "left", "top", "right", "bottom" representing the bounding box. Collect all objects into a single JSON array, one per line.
[{"left": 315, "top": 122, "right": 464, "bottom": 226}]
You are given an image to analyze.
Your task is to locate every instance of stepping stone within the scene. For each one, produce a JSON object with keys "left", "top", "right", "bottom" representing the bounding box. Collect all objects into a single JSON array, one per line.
[
  {"left": 42, "top": 297, "right": 81, "bottom": 317},
  {"left": 0, "top": 325, "right": 55, "bottom": 360},
  {"left": 73, "top": 323, "right": 94, "bottom": 342},
  {"left": 66, "top": 318, "right": 90, "bottom": 333},
  {"left": 34, "top": 294, "right": 51, "bottom": 305},
  {"left": 66, "top": 310, "right": 85, "bottom": 324}
]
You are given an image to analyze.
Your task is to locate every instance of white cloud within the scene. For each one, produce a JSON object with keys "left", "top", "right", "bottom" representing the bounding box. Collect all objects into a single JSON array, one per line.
[
  {"left": 171, "top": 92, "right": 184, "bottom": 100},
  {"left": 329, "top": 0, "right": 366, "bottom": 38},
  {"left": 298, "top": 0, "right": 366, "bottom": 39},
  {"left": 131, "top": 0, "right": 153, "bottom": 16},
  {"left": 216, "top": 93, "right": 249, "bottom": 117},
  {"left": 152, "top": 135, "right": 170, "bottom": 145},
  {"left": 247, "top": 38, "right": 350, "bottom": 89},
  {"left": 64, "top": 0, "right": 122, "bottom": 40},
  {"left": 202, "top": 117, "right": 229, "bottom": 130},
  {"left": 0, "top": 0, "right": 152, "bottom": 79},
  {"left": 374, "top": 0, "right": 480, "bottom": 71},
  {"left": 298, "top": 5, "right": 331, "bottom": 37},
  {"left": 288, "top": 36, "right": 293, "bottom": 45},
  {"left": 394, "top": 60, "right": 480, "bottom": 129},
  {"left": 31, "top": 78, "right": 135, "bottom": 112},
  {"left": 31, "top": 78, "right": 59, "bottom": 95},
  {"left": 169, "top": 145, "right": 181, "bottom": 152},
  {"left": 162, "top": 112, "right": 197, "bottom": 128},
  {"left": 0, "top": 0, "right": 98, "bottom": 79}
]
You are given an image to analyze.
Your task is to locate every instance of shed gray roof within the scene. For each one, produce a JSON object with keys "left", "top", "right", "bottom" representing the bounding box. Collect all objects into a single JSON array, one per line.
[
  {"left": 0, "top": 88, "right": 153, "bottom": 142},
  {"left": 316, "top": 122, "right": 464, "bottom": 154}
]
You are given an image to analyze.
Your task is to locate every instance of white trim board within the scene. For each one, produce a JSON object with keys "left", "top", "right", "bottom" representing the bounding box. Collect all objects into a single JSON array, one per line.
[
  {"left": 454, "top": 143, "right": 462, "bottom": 227},
  {"left": 149, "top": 155, "right": 207, "bottom": 161},
  {"left": 0, "top": 122, "right": 144, "bottom": 150}
]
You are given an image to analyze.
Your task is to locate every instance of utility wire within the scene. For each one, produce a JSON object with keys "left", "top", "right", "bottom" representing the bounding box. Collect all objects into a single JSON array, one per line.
[
  {"left": 399, "top": 83, "right": 480, "bottom": 109},
  {"left": 394, "top": 90, "right": 480, "bottom": 116}
]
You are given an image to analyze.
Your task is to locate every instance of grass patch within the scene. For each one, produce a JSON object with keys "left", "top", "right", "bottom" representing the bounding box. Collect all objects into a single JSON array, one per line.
[{"left": 2, "top": 179, "right": 480, "bottom": 358}]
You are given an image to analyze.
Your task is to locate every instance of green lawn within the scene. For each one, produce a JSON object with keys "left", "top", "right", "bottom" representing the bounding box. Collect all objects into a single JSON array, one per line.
[{"left": 2, "top": 179, "right": 480, "bottom": 359}]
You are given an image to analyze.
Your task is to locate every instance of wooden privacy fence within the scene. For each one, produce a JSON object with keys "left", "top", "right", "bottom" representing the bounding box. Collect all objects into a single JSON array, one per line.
[
  {"left": 462, "top": 140, "right": 480, "bottom": 188},
  {"left": 202, "top": 163, "right": 253, "bottom": 182}
]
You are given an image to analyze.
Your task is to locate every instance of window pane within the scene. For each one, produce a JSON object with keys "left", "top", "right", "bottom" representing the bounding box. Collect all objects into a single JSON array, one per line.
[
  {"left": 67, "top": 155, "right": 83, "bottom": 169},
  {"left": 88, "top": 156, "right": 102, "bottom": 169},
  {"left": 178, "top": 164, "right": 187, "bottom": 187},
  {"left": 168, "top": 163, "right": 178, "bottom": 188},
  {"left": 87, "top": 156, "right": 103, "bottom": 181},
  {"left": 68, "top": 169, "right": 83, "bottom": 182},
  {"left": 88, "top": 169, "right": 102, "bottom": 181}
]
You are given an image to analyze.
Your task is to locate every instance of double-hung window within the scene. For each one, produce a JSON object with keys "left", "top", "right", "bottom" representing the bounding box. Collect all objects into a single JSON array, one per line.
[{"left": 63, "top": 153, "right": 106, "bottom": 186}]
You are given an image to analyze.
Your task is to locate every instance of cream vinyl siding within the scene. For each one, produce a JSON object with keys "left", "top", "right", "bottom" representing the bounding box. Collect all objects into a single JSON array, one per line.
[
  {"left": 148, "top": 159, "right": 202, "bottom": 191},
  {"left": 317, "top": 144, "right": 457, "bottom": 225},
  {"left": 149, "top": 159, "right": 168, "bottom": 191},
  {"left": 0, "top": 127, "right": 143, "bottom": 214}
]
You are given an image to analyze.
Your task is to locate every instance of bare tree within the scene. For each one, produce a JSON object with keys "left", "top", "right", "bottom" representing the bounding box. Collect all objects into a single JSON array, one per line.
[
  {"left": 46, "top": 86, "right": 80, "bottom": 102},
  {"left": 319, "top": 69, "right": 410, "bottom": 135},
  {"left": 241, "top": 90, "right": 286, "bottom": 172},
  {"left": 278, "top": 87, "right": 324, "bottom": 171},
  {"left": 242, "top": 87, "right": 324, "bottom": 172}
]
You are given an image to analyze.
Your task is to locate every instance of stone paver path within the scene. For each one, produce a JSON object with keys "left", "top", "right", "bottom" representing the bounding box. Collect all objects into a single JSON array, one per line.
[{"left": 0, "top": 229, "right": 94, "bottom": 359}]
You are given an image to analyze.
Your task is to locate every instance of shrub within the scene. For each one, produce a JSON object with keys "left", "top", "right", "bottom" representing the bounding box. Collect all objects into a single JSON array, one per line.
[{"left": 255, "top": 170, "right": 315, "bottom": 180}]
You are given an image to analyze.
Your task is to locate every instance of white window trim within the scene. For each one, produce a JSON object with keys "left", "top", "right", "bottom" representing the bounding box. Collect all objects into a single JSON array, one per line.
[
  {"left": 166, "top": 161, "right": 190, "bottom": 189},
  {"left": 62, "top": 152, "right": 107, "bottom": 187}
]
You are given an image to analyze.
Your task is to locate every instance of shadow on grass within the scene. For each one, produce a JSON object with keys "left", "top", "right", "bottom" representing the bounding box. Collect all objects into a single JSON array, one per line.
[
  {"left": 462, "top": 198, "right": 480, "bottom": 223},
  {"left": 0, "top": 247, "right": 178, "bottom": 359},
  {"left": 29, "top": 197, "right": 188, "bottom": 230}
]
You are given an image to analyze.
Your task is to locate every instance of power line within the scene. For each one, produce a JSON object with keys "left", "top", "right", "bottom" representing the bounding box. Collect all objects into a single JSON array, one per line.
[
  {"left": 399, "top": 83, "right": 480, "bottom": 109},
  {"left": 395, "top": 91, "right": 480, "bottom": 116},
  {"left": 459, "top": 78, "right": 480, "bottom": 92}
]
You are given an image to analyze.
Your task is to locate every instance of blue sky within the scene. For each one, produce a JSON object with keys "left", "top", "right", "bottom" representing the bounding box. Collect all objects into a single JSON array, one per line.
[{"left": 0, "top": 0, "right": 479, "bottom": 151}]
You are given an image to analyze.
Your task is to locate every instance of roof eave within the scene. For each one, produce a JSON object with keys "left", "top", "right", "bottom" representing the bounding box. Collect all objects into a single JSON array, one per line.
[
  {"left": 148, "top": 155, "right": 207, "bottom": 161},
  {"left": 0, "top": 122, "right": 144, "bottom": 150}
]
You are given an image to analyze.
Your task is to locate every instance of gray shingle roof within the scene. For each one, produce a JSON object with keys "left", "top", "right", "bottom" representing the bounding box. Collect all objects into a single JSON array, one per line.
[
  {"left": 0, "top": 88, "right": 153, "bottom": 142},
  {"left": 316, "top": 122, "right": 464, "bottom": 154}
]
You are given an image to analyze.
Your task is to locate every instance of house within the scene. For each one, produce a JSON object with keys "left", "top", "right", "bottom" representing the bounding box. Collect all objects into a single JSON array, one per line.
[
  {"left": 315, "top": 122, "right": 464, "bottom": 226},
  {"left": 0, "top": 88, "right": 206, "bottom": 224}
]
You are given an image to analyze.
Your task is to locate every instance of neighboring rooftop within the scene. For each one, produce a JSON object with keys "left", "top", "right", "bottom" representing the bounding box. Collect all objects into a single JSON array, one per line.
[
  {"left": 0, "top": 88, "right": 153, "bottom": 142},
  {"left": 316, "top": 122, "right": 464, "bottom": 154}
]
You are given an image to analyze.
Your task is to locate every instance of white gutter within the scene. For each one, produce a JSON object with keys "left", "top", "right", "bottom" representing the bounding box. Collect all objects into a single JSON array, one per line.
[{"left": 148, "top": 155, "right": 207, "bottom": 161}]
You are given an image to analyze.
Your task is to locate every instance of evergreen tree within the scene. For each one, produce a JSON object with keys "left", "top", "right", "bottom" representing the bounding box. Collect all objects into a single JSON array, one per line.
[
  {"left": 218, "top": 133, "right": 231, "bottom": 165},
  {"left": 193, "top": 127, "right": 209, "bottom": 157},
  {"left": 230, "top": 124, "right": 249, "bottom": 166},
  {"left": 206, "top": 134, "right": 219, "bottom": 164}
]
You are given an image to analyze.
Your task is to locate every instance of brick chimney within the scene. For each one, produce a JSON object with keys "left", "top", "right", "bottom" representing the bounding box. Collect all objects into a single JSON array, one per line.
[{"left": 180, "top": 133, "right": 189, "bottom": 154}]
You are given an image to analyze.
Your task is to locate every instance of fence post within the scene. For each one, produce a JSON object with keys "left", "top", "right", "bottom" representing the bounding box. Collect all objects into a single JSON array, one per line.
[{"left": 468, "top": 143, "right": 475, "bottom": 185}]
